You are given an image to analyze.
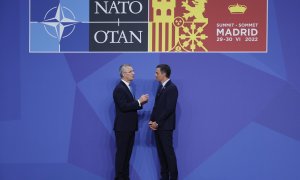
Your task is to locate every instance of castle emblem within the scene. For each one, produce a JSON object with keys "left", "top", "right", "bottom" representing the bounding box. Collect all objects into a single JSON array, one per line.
[{"left": 149, "top": 0, "right": 209, "bottom": 52}]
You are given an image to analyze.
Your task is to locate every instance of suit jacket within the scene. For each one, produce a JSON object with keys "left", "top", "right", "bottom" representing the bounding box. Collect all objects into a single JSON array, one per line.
[
  {"left": 113, "top": 81, "right": 142, "bottom": 131},
  {"left": 151, "top": 80, "right": 178, "bottom": 130}
]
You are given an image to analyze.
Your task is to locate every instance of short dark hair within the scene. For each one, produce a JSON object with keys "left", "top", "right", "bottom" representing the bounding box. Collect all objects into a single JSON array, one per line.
[{"left": 156, "top": 64, "right": 171, "bottom": 78}]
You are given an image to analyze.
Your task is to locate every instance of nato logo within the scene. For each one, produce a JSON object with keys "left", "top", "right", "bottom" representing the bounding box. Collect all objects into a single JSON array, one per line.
[
  {"left": 42, "top": 4, "right": 78, "bottom": 43},
  {"left": 29, "top": 0, "right": 148, "bottom": 53},
  {"left": 30, "top": 0, "right": 90, "bottom": 52}
]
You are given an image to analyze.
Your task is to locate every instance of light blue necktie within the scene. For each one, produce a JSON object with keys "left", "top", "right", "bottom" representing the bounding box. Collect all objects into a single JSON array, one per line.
[{"left": 128, "top": 85, "right": 134, "bottom": 98}]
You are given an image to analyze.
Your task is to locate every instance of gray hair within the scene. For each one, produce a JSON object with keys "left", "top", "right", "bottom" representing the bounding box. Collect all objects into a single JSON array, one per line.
[{"left": 119, "top": 64, "right": 132, "bottom": 78}]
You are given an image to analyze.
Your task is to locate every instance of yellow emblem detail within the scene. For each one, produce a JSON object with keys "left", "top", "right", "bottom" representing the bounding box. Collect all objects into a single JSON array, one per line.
[
  {"left": 228, "top": 3, "right": 247, "bottom": 14},
  {"left": 182, "top": 0, "right": 208, "bottom": 23},
  {"left": 149, "top": 0, "right": 209, "bottom": 52}
]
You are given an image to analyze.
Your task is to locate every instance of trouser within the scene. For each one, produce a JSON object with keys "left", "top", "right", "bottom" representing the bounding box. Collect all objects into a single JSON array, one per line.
[
  {"left": 155, "top": 130, "right": 178, "bottom": 180},
  {"left": 115, "top": 131, "right": 135, "bottom": 180}
]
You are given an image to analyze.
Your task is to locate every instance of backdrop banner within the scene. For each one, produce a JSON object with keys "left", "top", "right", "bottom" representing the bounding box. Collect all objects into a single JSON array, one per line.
[{"left": 29, "top": 0, "right": 267, "bottom": 53}]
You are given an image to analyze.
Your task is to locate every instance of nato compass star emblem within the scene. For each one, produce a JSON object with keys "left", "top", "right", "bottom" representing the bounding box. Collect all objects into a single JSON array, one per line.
[{"left": 42, "top": 3, "right": 79, "bottom": 42}]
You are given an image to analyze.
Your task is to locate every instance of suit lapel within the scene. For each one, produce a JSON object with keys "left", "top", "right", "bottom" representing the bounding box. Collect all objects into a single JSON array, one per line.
[
  {"left": 120, "top": 81, "right": 134, "bottom": 100},
  {"left": 156, "top": 84, "right": 162, "bottom": 98},
  {"left": 156, "top": 80, "right": 172, "bottom": 98}
]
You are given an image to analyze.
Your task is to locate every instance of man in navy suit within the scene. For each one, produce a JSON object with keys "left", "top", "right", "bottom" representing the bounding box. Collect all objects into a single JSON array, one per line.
[
  {"left": 113, "top": 64, "right": 149, "bottom": 180},
  {"left": 149, "top": 64, "right": 178, "bottom": 180}
]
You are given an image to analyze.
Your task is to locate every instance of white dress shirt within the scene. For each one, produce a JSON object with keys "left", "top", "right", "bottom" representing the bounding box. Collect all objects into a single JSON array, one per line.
[
  {"left": 121, "top": 79, "right": 141, "bottom": 106},
  {"left": 162, "top": 79, "right": 170, "bottom": 88}
]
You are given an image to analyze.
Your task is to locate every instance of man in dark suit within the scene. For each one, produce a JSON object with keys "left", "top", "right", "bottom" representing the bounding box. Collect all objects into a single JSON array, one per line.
[
  {"left": 149, "top": 64, "right": 178, "bottom": 180},
  {"left": 113, "top": 64, "right": 149, "bottom": 180}
]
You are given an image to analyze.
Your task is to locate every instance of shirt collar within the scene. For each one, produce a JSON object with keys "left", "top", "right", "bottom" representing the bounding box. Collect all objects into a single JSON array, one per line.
[
  {"left": 162, "top": 79, "right": 170, "bottom": 87},
  {"left": 121, "top": 79, "right": 130, "bottom": 87}
]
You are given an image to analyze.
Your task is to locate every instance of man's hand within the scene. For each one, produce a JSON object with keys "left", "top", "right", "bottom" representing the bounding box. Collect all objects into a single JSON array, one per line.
[
  {"left": 149, "top": 121, "right": 158, "bottom": 131},
  {"left": 139, "top": 94, "right": 149, "bottom": 104}
]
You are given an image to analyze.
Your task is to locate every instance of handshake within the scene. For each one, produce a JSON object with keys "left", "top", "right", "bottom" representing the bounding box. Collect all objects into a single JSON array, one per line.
[{"left": 138, "top": 94, "right": 149, "bottom": 104}]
